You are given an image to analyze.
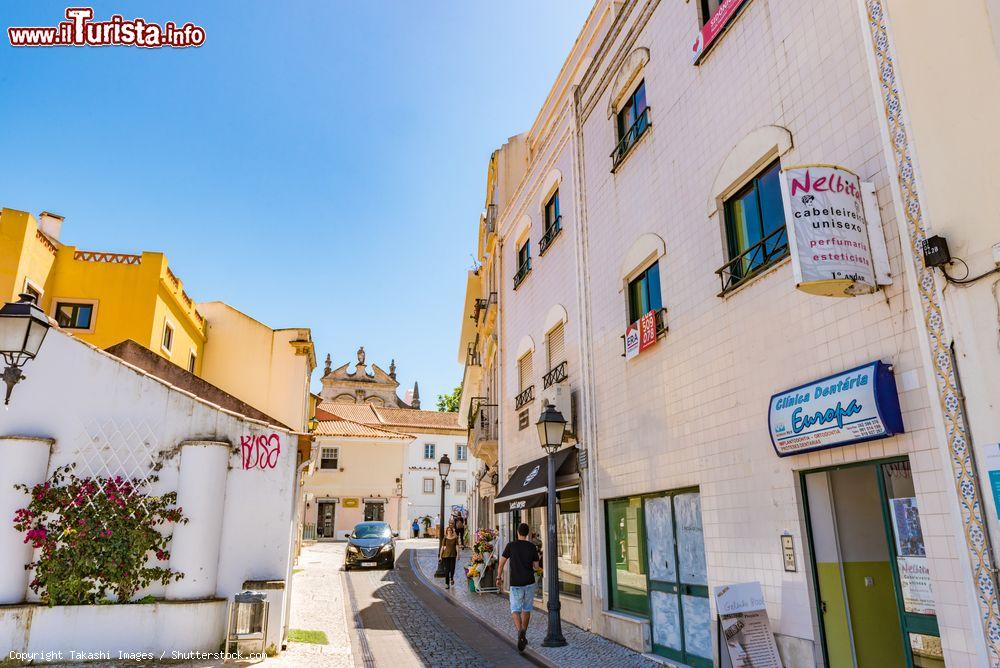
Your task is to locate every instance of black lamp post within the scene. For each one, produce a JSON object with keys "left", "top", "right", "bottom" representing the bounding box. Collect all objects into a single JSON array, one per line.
[
  {"left": 536, "top": 403, "right": 568, "bottom": 647},
  {"left": 0, "top": 294, "right": 51, "bottom": 405},
  {"left": 434, "top": 453, "right": 452, "bottom": 577}
]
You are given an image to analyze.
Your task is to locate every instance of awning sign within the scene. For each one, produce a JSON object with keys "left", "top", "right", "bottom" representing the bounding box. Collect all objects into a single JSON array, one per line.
[
  {"left": 769, "top": 361, "right": 903, "bottom": 457},
  {"left": 780, "top": 164, "right": 878, "bottom": 297}
]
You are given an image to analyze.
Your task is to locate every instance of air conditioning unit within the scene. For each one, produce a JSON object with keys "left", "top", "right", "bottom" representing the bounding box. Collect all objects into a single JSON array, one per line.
[{"left": 541, "top": 384, "right": 575, "bottom": 440}]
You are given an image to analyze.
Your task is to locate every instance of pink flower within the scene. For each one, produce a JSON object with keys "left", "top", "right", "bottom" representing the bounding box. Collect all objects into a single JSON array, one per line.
[{"left": 156, "top": 549, "right": 168, "bottom": 561}]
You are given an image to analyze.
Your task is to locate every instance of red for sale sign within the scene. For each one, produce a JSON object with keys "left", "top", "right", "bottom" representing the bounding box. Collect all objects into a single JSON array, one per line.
[
  {"left": 690, "top": 0, "right": 751, "bottom": 63},
  {"left": 638, "top": 311, "right": 657, "bottom": 352}
]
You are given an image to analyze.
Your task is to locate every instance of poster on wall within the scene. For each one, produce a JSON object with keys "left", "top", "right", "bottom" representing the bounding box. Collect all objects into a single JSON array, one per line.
[
  {"left": 889, "top": 497, "right": 926, "bottom": 557},
  {"left": 897, "top": 555, "right": 936, "bottom": 615},
  {"left": 715, "top": 582, "right": 783, "bottom": 668},
  {"left": 779, "top": 163, "right": 878, "bottom": 297},
  {"left": 768, "top": 361, "right": 904, "bottom": 457}
]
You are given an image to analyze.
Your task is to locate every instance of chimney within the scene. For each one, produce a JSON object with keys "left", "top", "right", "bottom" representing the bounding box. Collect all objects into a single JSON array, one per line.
[{"left": 38, "top": 211, "right": 64, "bottom": 241}]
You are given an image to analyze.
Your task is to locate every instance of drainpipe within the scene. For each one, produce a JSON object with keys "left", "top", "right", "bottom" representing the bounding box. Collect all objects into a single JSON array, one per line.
[{"left": 569, "top": 83, "right": 602, "bottom": 631}]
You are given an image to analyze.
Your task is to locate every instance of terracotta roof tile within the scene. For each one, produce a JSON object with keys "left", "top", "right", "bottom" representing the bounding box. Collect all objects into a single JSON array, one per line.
[
  {"left": 313, "top": 418, "right": 412, "bottom": 440},
  {"left": 317, "top": 402, "right": 463, "bottom": 432}
]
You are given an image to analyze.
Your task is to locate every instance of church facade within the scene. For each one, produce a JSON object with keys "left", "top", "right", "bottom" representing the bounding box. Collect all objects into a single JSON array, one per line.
[{"left": 302, "top": 347, "right": 478, "bottom": 538}]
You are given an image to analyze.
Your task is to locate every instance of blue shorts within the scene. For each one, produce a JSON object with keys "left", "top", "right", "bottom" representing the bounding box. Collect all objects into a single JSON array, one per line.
[{"left": 509, "top": 584, "right": 536, "bottom": 613}]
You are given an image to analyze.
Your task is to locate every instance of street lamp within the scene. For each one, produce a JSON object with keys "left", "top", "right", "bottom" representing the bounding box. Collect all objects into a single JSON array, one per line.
[
  {"left": 536, "top": 402, "right": 567, "bottom": 647},
  {"left": 434, "top": 453, "right": 452, "bottom": 577},
  {"left": 0, "top": 294, "right": 51, "bottom": 405}
]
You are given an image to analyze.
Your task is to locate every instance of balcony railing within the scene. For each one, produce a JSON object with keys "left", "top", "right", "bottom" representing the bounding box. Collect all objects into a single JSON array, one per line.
[
  {"left": 302, "top": 523, "right": 317, "bottom": 541},
  {"left": 611, "top": 107, "right": 651, "bottom": 170},
  {"left": 513, "top": 259, "right": 531, "bottom": 290},
  {"left": 620, "top": 308, "right": 668, "bottom": 356},
  {"left": 514, "top": 385, "right": 535, "bottom": 410},
  {"left": 715, "top": 226, "right": 790, "bottom": 295},
  {"left": 469, "top": 400, "right": 499, "bottom": 443},
  {"left": 539, "top": 217, "right": 562, "bottom": 256},
  {"left": 542, "top": 360, "right": 568, "bottom": 389}
]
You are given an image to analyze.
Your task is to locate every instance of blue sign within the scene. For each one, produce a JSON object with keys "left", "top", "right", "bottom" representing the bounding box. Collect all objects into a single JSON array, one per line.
[
  {"left": 769, "top": 361, "right": 904, "bottom": 457},
  {"left": 989, "top": 471, "right": 1000, "bottom": 520}
]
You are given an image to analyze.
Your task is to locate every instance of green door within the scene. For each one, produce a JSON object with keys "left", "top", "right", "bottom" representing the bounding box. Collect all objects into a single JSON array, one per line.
[
  {"left": 804, "top": 459, "right": 945, "bottom": 668},
  {"left": 644, "top": 490, "right": 712, "bottom": 668}
]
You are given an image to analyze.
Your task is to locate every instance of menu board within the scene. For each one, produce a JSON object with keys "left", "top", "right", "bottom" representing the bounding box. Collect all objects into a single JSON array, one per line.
[{"left": 715, "top": 582, "right": 783, "bottom": 668}]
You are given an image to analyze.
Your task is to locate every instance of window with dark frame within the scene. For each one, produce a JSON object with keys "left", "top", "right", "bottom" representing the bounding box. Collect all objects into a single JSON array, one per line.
[
  {"left": 424, "top": 443, "right": 436, "bottom": 460},
  {"left": 54, "top": 302, "right": 94, "bottom": 330},
  {"left": 456, "top": 444, "right": 467, "bottom": 461},
  {"left": 540, "top": 190, "right": 562, "bottom": 254},
  {"left": 24, "top": 282, "right": 42, "bottom": 302},
  {"left": 320, "top": 447, "right": 339, "bottom": 470},
  {"left": 719, "top": 159, "right": 788, "bottom": 291},
  {"left": 514, "top": 239, "right": 531, "bottom": 287},
  {"left": 162, "top": 322, "right": 174, "bottom": 352},
  {"left": 627, "top": 261, "right": 663, "bottom": 324},
  {"left": 701, "top": 0, "right": 723, "bottom": 24},
  {"left": 613, "top": 80, "right": 650, "bottom": 167},
  {"left": 188, "top": 351, "right": 197, "bottom": 374}
]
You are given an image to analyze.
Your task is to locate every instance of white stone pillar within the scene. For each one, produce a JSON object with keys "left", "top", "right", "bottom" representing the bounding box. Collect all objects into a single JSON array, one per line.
[
  {"left": 166, "top": 441, "right": 229, "bottom": 600},
  {"left": 0, "top": 436, "right": 53, "bottom": 603}
]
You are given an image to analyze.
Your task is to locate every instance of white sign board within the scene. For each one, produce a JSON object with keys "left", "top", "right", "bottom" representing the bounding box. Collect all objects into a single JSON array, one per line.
[
  {"left": 780, "top": 164, "right": 877, "bottom": 297},
  {"left": 768, "top": 361, "right": 904, "bottom": 457},
  {"left": 624, "top": 322, "right": 640, "bottom": 360},
  {"left": 714, "top": 582, "right": 783, "bottom": 668}
]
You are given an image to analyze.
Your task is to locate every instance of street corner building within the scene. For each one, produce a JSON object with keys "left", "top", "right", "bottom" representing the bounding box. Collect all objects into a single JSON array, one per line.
[
  {"left": 0, "top": 327, "right": 304, "bottom": 659},
  {"left": 457, "top": 0, "right": 1000, "bottom": 667},
  {"left": 299, "top": 348, "right": 476, "bottom": 541}
]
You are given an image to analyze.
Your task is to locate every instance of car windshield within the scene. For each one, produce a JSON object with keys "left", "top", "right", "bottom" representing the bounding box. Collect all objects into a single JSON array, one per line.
[{"left": 353, "top": 523, "right": 390, "bottom": 539}]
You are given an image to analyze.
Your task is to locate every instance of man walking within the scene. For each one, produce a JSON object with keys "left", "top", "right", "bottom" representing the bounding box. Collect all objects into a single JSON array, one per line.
[{"left": 497, "top": 522, "right": 540, "bottom": 653}]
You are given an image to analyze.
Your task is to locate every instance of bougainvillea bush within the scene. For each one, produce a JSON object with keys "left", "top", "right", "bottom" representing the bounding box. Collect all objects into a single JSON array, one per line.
[{"left": 13, "top": 464, "right": 187, "bottom": 605}]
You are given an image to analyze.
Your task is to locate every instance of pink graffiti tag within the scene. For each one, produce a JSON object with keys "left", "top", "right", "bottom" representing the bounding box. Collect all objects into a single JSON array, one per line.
[{"left": 241, "top": 433, "right": 281, "bottom": 470}]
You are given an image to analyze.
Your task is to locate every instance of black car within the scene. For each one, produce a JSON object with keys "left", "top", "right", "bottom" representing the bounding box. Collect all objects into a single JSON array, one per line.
[{"left": 344, "top": 521, "right": 398, "bottom": 570}]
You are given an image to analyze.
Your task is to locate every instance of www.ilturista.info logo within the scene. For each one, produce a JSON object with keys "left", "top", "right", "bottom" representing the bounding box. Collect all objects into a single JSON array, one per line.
[{"left": 8, "top": 8, "right": 205, "bottom": 48}]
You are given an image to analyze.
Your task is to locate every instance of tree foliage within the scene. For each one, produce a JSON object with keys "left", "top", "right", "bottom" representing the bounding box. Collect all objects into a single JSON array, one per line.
[{"left": 437, "top": 384, "right": 461, "bottom": 412}]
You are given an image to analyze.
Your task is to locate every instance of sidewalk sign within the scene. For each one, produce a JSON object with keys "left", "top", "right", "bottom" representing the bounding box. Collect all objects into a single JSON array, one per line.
[{"left": 715, "top": 582, "right": 783, "bottom": 668}]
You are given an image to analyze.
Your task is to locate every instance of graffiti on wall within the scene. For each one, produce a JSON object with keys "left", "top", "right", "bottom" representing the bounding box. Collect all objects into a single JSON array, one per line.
[{"left": 241, "top": 433, "right": 281, "bottom": 470}]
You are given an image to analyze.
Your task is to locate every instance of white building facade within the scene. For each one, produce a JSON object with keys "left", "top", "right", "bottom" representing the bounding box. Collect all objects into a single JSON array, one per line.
[{"left": 463, "top": 1, "right": 1000, "bottom": 666}]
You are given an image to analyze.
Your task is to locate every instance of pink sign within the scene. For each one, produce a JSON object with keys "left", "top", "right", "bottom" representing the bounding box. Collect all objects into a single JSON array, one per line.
[
  {"left": 241, "top": 433, "right": 281, "bottom": 470},
  {"left": 638, "top": 311, "right": 658, "bottom": 352},
  {"left": 690, "top": 0, "right": 752, "bottom": 63}
]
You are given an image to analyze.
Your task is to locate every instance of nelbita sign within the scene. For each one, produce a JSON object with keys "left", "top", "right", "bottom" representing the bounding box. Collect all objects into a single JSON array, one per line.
[
  {"left": 779, "top": 164, "right": 878, "bottom": 297},
  {"left": 769, "top": 361, "right": 903, "bottom": 457}
]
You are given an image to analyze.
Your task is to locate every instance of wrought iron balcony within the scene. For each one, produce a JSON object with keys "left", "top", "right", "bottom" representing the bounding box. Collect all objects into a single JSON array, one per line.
[
  {"left": 542, "top": 360, "right": 568, "bottom": 389},
  {"left": 514, "top": 385, "right": 535, "bottom": 410},
  {"left": 539, "top": 217, "right": 562, "bottom": 256},
  {"left": 470, "top": 400, "right": 499, "bottom": 443},
  {"left": 466, "top": 342, "right": 481, "bottom": 367},
  {"left": 472, "top": 298, "right": 488, "bottom": 321},
  {"left": 513, "top": 259, "right": 531, "bottom": 290},
  {"left": 611, "top": 107, "right": 651, "bottom": 170},
  {"left": 620, "top": 308, "right": 668, "bottom": 356},
  {"left": 715, "top": 226, "right": 789, "bottom": 295}
]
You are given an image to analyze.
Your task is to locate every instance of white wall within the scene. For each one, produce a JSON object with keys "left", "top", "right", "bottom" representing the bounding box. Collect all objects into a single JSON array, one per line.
[
  {"left": 402, "top": 432, "right": 477, "bottom": 529},
  {"left": 0, "top": 330, "right": 298, "bottom": 654}
]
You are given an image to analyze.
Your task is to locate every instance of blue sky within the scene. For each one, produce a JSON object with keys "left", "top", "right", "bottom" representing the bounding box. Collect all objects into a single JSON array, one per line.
[{"left": 0, "top": 1, "right": 592, "bottom": 404}]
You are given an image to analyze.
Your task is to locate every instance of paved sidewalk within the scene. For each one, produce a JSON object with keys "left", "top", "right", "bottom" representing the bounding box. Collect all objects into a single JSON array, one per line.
[{"left": 409, "top": 545, "right": 660, "bottom": 668}]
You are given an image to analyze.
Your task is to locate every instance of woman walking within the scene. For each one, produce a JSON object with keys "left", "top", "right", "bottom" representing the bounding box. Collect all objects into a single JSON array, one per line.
[{"left": 440, "top": 525, "right": 459, "bottom": 590}]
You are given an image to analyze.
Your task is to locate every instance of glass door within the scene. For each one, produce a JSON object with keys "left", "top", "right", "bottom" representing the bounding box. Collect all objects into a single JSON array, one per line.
[
  {"left": 643, "top": 490, "right": 711, "bottom": 668},
  {"left": 364, "top": 501, "right": 384, "bottom": 522},
  {"left": 318, "top": 501, "right": 335, "bottom": 538}
]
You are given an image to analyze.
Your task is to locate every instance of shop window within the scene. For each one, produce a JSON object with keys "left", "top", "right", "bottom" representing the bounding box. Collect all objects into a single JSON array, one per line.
[
  {"left": 557, "top": 488, "right": 582, "bottom": 598},
  {"left": 456, "top": 479, "right": 467, "bottom": 494},
  {"left": 320, "top": 447, "right": 339, "bottom": 470},
  {"left": 424, "top": 443, "right": 436, "bottom": 460},
  {"left": 613, "top": 80, "right": 650, "bottom": 168},
  {"left": 718, "top": 159, "right": 788, "bottom": 293},
  {"left": 606, "top": 495, "right": 648, "bottom": 615},
  {"left": 423, "top": 478, "right": 435, "bottom": 494},
  {"left": 161, "top": 321, "right": 174, "bottom": 353},
  {"left": 456, "top": 444, "right": 468, "bottom": 461},
  {"left": 540, "top": 190, "right": 562, "bottom": 255},
  {"left": 514, "top": 239, "right": 531, "bottom": 288},
  {"left": 627, "top": 261, "right": 664, "bottom": 325},
  {"left": 364, "top": 501, "right": 385, "bottom": 522},
  {"left": 54, "top": 301, "right": 94, "bottom": 330}
]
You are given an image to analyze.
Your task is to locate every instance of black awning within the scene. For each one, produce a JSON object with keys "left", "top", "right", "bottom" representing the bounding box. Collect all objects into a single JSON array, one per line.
[{"left": 493, "top": 447, "right": 578, "bottom": 514}]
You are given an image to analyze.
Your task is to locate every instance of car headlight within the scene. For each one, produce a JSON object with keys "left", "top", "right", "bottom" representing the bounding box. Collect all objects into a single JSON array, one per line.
[
  {"left": 379, "top": 543, "right": 393, "bottom": 553},
  {"left": 347, "top": 545, "right": 360, "bottom": 554}
]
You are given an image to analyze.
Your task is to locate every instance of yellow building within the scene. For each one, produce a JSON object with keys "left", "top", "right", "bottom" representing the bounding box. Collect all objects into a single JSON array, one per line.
[{"left": 0, "top": 207, "right": 206, "bottom": 374}]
